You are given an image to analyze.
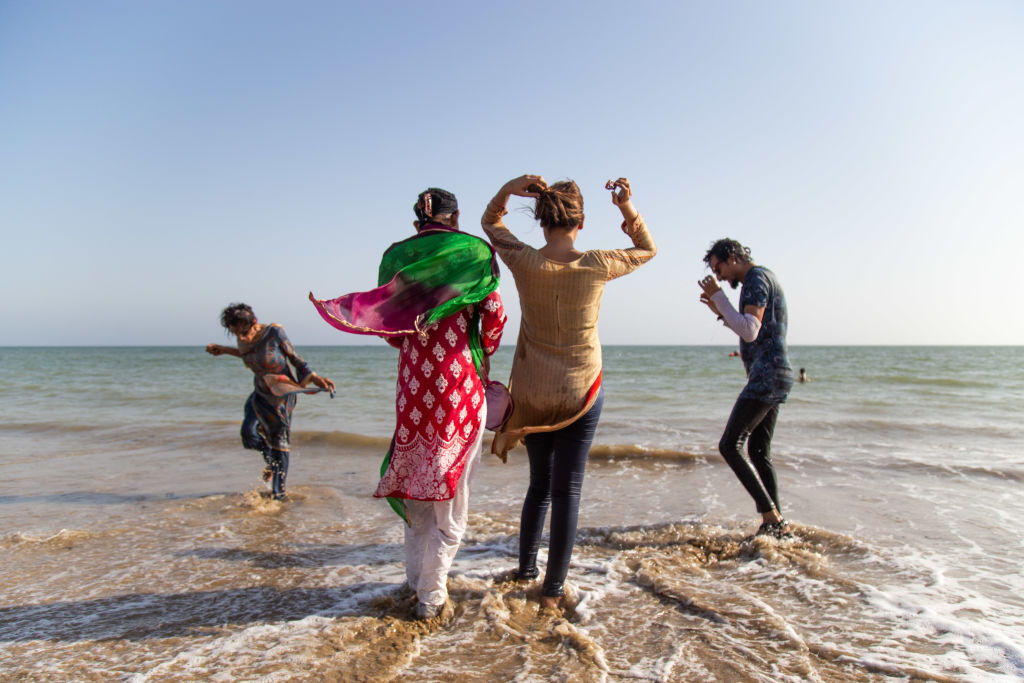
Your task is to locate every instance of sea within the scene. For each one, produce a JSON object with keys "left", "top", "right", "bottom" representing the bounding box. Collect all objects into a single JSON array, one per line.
[{"left": 1, "top": 345, "right": 1022, "bottom": 682}]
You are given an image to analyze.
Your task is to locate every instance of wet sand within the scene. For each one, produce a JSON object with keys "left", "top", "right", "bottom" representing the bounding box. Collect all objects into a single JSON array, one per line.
[{"left": 0, "top": 439, "right": 973, "bottom": 682}]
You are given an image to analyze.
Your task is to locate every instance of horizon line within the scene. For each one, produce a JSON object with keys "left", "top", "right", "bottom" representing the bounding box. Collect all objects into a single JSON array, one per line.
[{"left": 2, "top": 344, "right": 1021, "bottom": 349}]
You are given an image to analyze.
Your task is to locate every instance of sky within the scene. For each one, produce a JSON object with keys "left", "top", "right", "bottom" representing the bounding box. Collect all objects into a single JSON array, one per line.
[{"left": 2, "top": 0, "right": 1022, "bottom": 346}]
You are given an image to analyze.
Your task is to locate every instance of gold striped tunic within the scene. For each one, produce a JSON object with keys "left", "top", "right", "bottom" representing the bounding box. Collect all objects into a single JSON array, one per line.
[{"left": 481, "top": 203, "right": 656, "bottom": 458}]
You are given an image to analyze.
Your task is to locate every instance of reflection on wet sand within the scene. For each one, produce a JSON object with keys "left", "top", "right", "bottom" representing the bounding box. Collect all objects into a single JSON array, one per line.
[{"left": 1, "top": 486, "right": 960, "bottom": 681}]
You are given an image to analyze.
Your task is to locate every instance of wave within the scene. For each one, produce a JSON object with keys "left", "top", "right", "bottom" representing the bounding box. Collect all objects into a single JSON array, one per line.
[
  {"left": 289, "top": 432, "right": 706, "bottom": 461},
  {"left": 873, "top": 374, "right": 994, "bottom": 389},
  {"left": 788, "top": 417, "right": 1021, "bottom": 441},
  {"left": 573, "top": 519, "right": 870, "bottom": 558},
  {"left": 0, "top": 421, "right": 105, "bottom": 434},
  {"left": 292, "top": 430, "right": 391, "bottom": 450},
  {"left": 875, "top": 460, "right": 1024, "bottom": 483},
  {"left": 0, "top": 528, "right": 98, "bottom": 550},
  {"left": 588, "top": 444, "right": 706, "bottom": 462}
]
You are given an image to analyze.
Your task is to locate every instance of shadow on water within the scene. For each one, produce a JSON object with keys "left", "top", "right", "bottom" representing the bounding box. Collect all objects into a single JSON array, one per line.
[
  {"left": 0, "top": 491, "right": 229, "bottom": 505},
  {"left": 0, "top": 582, "right": 394, "bottom": 643},
  {"left": 177, "top": 542, "right": 404, "bottom": 568}
]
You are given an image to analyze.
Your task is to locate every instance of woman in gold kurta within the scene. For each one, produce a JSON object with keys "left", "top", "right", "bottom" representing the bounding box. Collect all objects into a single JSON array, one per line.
[{"left": 481, "top": 174, "right": 656, "bottom": 608}]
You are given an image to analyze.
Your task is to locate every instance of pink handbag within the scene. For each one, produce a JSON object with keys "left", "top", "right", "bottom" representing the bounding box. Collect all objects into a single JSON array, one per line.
[{"left": 484, "top": 380, "right": 513, "bottom": 431}]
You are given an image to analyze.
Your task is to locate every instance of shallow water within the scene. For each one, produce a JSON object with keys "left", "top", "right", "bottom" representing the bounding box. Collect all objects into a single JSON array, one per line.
[{"left": 1, "top": 345, "right": 1022, "bottom": 680}]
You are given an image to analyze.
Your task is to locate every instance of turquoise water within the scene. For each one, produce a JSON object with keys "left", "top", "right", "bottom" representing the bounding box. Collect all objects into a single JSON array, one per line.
[
  {"left": 1, "top": 345, "right": 1022, "bottom": 680},
  {"left": 6, "top": 345, "right": 1019, "bottom": 456}
]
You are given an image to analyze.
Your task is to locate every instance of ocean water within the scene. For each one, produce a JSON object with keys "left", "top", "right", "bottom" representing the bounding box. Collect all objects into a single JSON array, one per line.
[{"left": 1, "top": 345, "right": 1022, "bottom": 681}]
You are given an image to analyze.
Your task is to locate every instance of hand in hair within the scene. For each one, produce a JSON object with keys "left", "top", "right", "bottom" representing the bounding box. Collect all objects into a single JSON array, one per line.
[
  {"left": 605, "top": 177, "right": 632, "bottom": 206},
  {"left": 501, "top": 174, "right": 547, "bottom": 198}
]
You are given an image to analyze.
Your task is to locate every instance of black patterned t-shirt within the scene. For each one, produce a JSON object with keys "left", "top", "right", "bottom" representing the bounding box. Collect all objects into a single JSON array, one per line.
[{"left": 738, "top": 266, "right": 793, "bottom": 403}]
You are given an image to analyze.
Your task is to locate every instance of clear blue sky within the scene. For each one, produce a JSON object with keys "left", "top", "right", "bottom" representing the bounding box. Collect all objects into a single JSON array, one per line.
[{"left": 2, "top": 1, "right": 1021, "bottom": 346}]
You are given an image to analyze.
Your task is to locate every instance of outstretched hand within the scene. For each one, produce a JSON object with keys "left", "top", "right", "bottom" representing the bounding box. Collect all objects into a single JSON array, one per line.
[
  {"left": 309, "top": 373, "right": 336, "bottom": 394},
  {"left": 605, "top": 177, "right": 632, "bottom": 206},
  {"left": 607, "top": 177, "right": 639, "bottom": 231},
  {"left": 206, "top": 343, "right": 225, "bottom": 356}
]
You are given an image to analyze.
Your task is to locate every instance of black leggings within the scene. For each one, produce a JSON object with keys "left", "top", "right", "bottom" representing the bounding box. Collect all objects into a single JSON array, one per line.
[
  {"left": 718, "top": 398, "right": 781, "bottom": 514},
  {"left": 519, "top": 389, "right": 604, "bottom": 598}
]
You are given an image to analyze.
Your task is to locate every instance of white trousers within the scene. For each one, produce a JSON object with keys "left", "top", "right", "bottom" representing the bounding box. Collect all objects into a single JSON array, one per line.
[{"left": 403, "top": 424, "right": 483, "bottom": 607}]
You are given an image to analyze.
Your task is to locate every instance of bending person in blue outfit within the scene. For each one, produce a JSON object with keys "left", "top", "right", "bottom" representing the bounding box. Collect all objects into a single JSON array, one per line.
[
  {"left": 207, "top": 303, "right": 335, "bottom": 500},
  {"left": 699, "top": 239, "right": 794, "bottom": 538}
]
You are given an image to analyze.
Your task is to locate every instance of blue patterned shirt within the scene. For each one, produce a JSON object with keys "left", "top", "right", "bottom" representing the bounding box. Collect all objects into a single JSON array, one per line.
[{"left": 738, "top": 266, "right": 793, "bottom": 403}]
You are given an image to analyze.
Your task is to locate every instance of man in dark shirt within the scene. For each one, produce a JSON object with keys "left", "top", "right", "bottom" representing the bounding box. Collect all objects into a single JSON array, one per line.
[{"left": 699, "top": 238, "right": 794, "bottom": 538}]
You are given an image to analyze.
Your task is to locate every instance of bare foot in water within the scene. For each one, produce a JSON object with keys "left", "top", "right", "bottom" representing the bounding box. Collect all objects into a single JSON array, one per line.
[{"left": 539, "top": 595, "right": 564, "bottom": 610}]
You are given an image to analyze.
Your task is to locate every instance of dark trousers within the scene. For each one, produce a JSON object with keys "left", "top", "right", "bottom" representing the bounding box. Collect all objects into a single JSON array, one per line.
[
  {"left": 718, "top": 397, "right": 781, "bottom": 514},
  {"left": 241, "top": 394, "right": 289, "bottom": 500},
  {"left": 519, "top": 388, "right": 604, "bottom": 597}
]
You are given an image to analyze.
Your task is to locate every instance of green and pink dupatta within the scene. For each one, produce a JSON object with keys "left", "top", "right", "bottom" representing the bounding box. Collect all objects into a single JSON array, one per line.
[{"left": 309, "top": 227, "right": 500, "bottom": 521}]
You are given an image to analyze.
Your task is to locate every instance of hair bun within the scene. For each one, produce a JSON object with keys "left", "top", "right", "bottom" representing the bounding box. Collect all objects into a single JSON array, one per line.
[{"left": 530, "top": 179, "right": 582, "bottom": 230}]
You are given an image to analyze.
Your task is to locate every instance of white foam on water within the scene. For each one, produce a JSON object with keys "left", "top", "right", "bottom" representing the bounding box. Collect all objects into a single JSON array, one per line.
[
  {"left": 1, "top": 527, "right": 95, "bottom": 548},
  {"left": 2, "top": 505, "right": 1019, "bottom": 681},
  {"left": 862, "top": 552, "right": 1024, "bottom": 680}
]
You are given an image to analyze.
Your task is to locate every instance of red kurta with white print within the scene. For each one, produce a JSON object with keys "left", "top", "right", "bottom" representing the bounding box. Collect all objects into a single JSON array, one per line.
[{"left": 375, "top": 291, "right": 506, "bottom": 501}]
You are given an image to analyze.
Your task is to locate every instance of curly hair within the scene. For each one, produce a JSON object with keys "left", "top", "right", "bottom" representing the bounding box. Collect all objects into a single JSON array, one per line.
[
  {"left": 219, "top": 302, "right": 256, "bottom": 332},
  {"left": 531, "top": 180, "right": 583, "bottom": 230},
  {"left": 703, "top": 238, "right": 752, "bottom": 266}
]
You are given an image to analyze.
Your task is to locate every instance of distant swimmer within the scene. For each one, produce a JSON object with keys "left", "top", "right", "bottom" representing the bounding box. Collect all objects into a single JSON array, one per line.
[
  {"left": 698, "top": 239, "right": 794, "bottom": 539},
  {"left": 798, "top": 368, "right": 810, "bottom": 383},
  {"left": 206, "top": 303, "right": 335, "bottom": 501},
  {"left": 729, "top": 351, "right": 740, "bottom": 357}
]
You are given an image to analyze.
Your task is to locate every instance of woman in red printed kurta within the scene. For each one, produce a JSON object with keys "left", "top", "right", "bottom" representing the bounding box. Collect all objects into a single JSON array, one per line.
[
  {"left": 356, "top": 188, "right": 507, "bottom": 620},
  {"left": 310, "top": 188, "right": 505, "bottom": 619},
  {"left": 377, "top": 290, "right": 506, "bottom": 501}
]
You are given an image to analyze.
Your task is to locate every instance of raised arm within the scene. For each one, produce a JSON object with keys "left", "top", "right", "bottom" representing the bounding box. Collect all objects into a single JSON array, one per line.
[
  {"left": 602, "top": 177, "right": 657, "bottom": 279},
  {"left": 206, "top": 343, "right": 241, "bottom": 357},
  {"left": 481, "top": 174, "right": 546, "bottom": 266},
  {"left": 698, "top": 275, "right": 763, "bottom": 343}
]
